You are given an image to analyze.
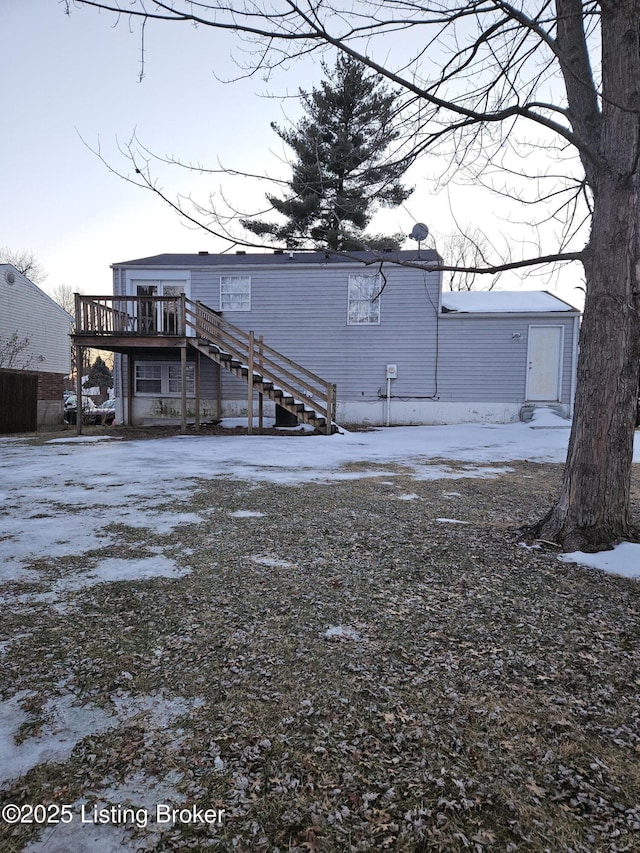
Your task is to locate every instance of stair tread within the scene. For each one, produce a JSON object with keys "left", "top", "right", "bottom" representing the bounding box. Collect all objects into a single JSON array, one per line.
[{"left": 197, "top": 331, "right": 334, "bottom": 433}]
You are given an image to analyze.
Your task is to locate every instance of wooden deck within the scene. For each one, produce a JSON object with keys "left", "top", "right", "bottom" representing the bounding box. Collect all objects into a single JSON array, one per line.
[{"left": 72, "top": 294, "right": 337, "bottom": 435}]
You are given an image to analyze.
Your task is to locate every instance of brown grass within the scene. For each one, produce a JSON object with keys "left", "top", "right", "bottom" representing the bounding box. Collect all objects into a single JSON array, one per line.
[{"left": 1, "top": 459, "right": 640, "bottom": 851}]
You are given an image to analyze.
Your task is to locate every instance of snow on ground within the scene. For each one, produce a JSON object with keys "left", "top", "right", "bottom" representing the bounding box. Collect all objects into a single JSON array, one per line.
[
  {"left": 528, "top": 406, "right": 573, "bottom": 429},
  {"left": 1, "top": 419, "right": 639, "bottom": 585},
  {"left": 251, "top": 555, "right": 296, "bottom": 569},
  {"left": 1, "top": 418, "right": 640, "bottom": 843},
  {"left": 322, "top": 625, "right": 363, "bottom": 642},
  {"left": 559, "top": 542, "right": 640, "bottom": 579},
  {"left": 0, "top": 687, "right": 202, "bottom": 786},
  {"left": 6, "top": 688, "right": 203, "bottom": 853},
  {"left": 14, "top": 557, "right": 192, "bottom": 614}
]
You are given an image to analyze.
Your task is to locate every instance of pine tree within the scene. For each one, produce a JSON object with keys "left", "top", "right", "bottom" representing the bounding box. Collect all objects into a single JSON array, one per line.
[
  {"left": 243, "top": 55, "right": 413, "bottom": 250},
  {"left": 84, "top": 355, "right": 113, "bottom": 396}
]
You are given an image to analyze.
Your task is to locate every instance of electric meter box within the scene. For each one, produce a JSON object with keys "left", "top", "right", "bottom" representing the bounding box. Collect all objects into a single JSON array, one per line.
[{"left": 386, "top": 364, "right": 398, "bottom": 380}]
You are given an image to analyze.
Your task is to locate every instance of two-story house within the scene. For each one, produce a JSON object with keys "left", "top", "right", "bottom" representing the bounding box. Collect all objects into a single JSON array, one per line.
[{"left": 71, "top": 249, "right": 579, "bottom": 431}]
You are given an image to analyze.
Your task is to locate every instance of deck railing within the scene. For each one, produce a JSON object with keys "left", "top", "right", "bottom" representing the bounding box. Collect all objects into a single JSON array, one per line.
[{"left": 75, "top": 294, "right": 186, "bottom": 336}]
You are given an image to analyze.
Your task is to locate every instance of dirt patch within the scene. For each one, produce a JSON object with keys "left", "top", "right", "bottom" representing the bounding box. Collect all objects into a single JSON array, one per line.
[
  {"left": 18, "top": 421, "right": 375, "bottom": 446},
  {"left": 1, "top": 461, "right": 640, "bottom": 851}
]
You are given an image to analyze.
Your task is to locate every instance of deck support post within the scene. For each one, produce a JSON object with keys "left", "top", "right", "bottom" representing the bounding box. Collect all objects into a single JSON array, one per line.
[
  {"left": 327, "top": 383, "right": 337, "bottom": 435},
  {"left": 216, "top": 362, "right": 222, "bottom": 422},
  {"left": 247, "top": 330, "right": 254, "bottom": 435},
  {"left": 75, "top": 342, "right": 83, "bottom": 436},
  {"left": 257, "top": 335, "right": 264, "bottom": 433},
  {"left": 180, "top": 345, "right": 188, "bottom": 435},
  {"left": 195, "top": 348, "right": 201, "bottom": 433},
  {"left": 127, "top": 355, "right": 134, "bottom": 427}
]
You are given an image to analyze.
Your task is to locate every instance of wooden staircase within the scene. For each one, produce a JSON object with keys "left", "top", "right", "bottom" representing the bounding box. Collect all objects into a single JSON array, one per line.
[{"left": 185, "top": 299, "right": 337, "bottom": 434}]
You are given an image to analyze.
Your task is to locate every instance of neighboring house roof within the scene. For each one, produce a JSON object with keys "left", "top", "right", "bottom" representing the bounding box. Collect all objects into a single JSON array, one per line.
[
  {"left": 1, "top": 264, "right": 74, "bottom": 324},
  {"left": 112, "top": 249, "right": 441, "bottom": 268},
  {"left": 1, "top": 263, "right": 73, "bottom": 376},
  {"left": 441, "top": 290, "right": 579, "bottom": 314}
]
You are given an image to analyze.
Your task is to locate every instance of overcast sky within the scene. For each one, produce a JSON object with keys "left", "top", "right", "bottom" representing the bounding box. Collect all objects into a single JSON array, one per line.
[{"left": 1, "top": 1, "right": 586, "bottom": 306}]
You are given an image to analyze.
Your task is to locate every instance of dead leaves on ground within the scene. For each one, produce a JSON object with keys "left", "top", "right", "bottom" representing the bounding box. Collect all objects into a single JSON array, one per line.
[{"left": 2, "top": 464, "right": 640, "bottom": 851}]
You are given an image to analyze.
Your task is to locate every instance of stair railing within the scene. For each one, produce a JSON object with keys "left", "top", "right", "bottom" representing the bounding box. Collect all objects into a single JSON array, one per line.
[{"left": 185, "top": 299, "right": 336, "bottom": 432}]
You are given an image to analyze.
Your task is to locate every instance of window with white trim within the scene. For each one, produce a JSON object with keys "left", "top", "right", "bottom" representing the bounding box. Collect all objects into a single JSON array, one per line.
[
  {"left": 135, "top": 362, "right": 195, "bottom": 395},
  {"left": 135, "top": 364, "right": 161, "bottom": 394},
  {"left": 221, "top": 275, "right": 251, "bottom": 311},
  {"left": 347, "top": 274, "right": 381, "bottom": 325}
]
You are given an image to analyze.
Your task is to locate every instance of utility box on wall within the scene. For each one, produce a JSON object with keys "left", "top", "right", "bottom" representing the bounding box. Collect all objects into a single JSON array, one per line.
[{"left": 386, "top": 364, "right": 398, "bottom": 380}]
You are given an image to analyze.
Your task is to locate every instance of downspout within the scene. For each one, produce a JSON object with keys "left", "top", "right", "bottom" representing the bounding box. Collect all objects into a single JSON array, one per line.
[{"left": 386, "top": 376, "right": 391, "bottom": 427}]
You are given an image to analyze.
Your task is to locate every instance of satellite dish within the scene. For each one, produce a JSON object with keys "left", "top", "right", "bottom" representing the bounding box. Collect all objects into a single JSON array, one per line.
[{"left": 410, "top": 222, "right": 429, "bottom": 243}]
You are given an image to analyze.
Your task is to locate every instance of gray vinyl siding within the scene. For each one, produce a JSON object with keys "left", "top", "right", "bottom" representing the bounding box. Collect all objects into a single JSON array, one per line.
[
  {"left": 1, "top": 265, "right": 73, "bottom": 376},
  {"left": 438, "top": 315, "right": 576, "bottom": 403},
  {"left": 113, "top": 267, "right": 126, "bottom": 297},
  {"left": 190, "top": 262, "right": 441, "bottom": 400},
  {"left": 111, "top": 255, "right": 579, "bottom": 417}
]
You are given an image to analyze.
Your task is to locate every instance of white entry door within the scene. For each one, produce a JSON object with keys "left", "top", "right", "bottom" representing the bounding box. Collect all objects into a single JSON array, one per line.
[{"left": 526, "top": 325, "right": 564, "bottom": 401}]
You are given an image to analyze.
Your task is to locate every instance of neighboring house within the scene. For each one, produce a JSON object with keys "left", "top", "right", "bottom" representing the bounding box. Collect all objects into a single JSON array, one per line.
[
  {"left": 1, "top": 264, "right": 73, "bottom": 430},
  {"left": 73, "top": 249, "right": 579, "bottom": 429}
]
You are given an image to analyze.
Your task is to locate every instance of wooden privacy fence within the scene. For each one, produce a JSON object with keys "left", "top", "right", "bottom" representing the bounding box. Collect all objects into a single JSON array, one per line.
[{"left": 0, "top": 369, "right": 38, "bottom": 433}]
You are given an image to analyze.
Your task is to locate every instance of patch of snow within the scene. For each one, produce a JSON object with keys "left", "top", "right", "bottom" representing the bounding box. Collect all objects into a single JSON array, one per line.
[
  {"left": 46, "top": 435, "right": 117, "bottom": 444},
  {"left": 436, "top": 518, "right": 469, "bottom": 525},
  {"left": 559, "top": 542, "right": 640, "bottom": 579},
  {"left": 23, "top": 819, "right": 132, "bottom": 853},
  {"left": 441, "top": 290, "right": 577, "bottom": 313},
  {"left": 3, "top": 558, "right": 189, "bottom": 613},
  {"left": 412, "top": 464, "right": 513, "bottom": 481},
  {"left": 276, "top": 423, "right": 315, "bottom": 432},
  {"left": 397, "top": 493, "right": 420, "bottom": 501},
  {"left": 0, "top": 691, "right": 115, "bottom": 786},
  {"left": 250, "top": 555, "right": 295, "bottom": 569},
  {"left": 0, "top": 689, "right": 204, "bottom": 788},
  {"left": 0, "top": 514, "right": 114, "bottom": 574},
  {"left": 322, "top": 625, "right": 362, "bottom": 642},
  {"left": 229, "top": 510, "right": 267, "bottom": 518},
  {"left": 83, "top": 557, "right": 190, "bottom": 585},
  {"left": 120, "top": 511, "right": 203, "bottom": 534},
  {"left": 0, "top": 501, "right": 199, "bottom": 574},
  {"left": 528, "top": 407, "right": 571, "bottom": 429},
  {"left": 22, "top": 768, "right": 190, "bottom": 851}
]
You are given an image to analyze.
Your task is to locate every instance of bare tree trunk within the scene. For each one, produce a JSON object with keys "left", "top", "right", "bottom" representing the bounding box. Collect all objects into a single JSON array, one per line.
[
  {"left": 531, "top": 175, "right": 640, "bottom": 551},
  {"left": 529, "top": 0, "right": 640, "bottom": 551}
]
